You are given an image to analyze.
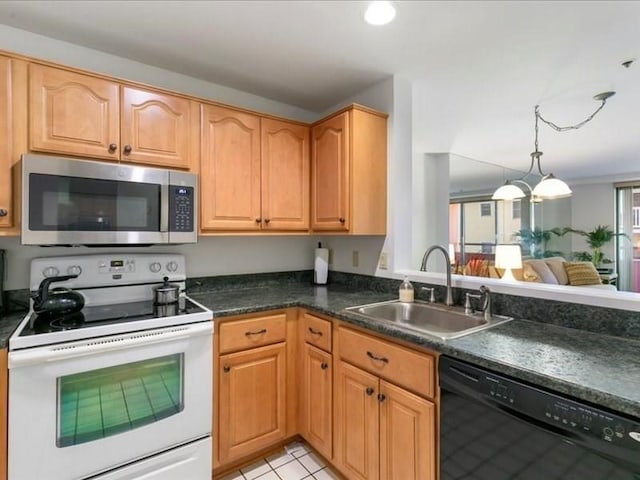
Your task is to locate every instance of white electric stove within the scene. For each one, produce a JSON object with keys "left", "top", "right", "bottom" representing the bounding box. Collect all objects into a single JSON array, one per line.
[{"left": 8, "top": 253, "right": 213, "bottom": 480}]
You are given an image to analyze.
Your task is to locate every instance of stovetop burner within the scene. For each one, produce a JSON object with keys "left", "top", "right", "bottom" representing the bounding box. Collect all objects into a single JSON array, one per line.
[
  {"left": 22, "top": 298, "right": 206, "bottom": 338},
  {"left": 33, "top": 311, "right": 87, "bottom": 333}
]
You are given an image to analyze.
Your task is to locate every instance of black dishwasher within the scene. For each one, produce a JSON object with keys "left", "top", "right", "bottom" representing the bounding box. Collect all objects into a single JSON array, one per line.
[{"left": 439, "top": 356, "right": 640, "bottom": 480}]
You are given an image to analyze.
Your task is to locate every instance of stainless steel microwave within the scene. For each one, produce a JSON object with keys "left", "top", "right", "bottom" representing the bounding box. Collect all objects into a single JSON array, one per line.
[{"left": 22, "top": 154, "right": 198, "bottom": 246}]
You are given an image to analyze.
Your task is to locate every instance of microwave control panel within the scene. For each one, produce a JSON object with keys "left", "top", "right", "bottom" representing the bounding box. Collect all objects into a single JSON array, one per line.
[{"left": 169, "top": 186, "right": 194, "bottom": 232}]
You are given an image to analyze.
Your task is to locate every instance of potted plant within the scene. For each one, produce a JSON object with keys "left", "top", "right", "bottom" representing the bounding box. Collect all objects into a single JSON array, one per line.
[
  {"left": 514, "top": 228, "right": 564, "bottom": 258},
  {"left": 557, "top": 225, "right": 628, "bottom": 268}
]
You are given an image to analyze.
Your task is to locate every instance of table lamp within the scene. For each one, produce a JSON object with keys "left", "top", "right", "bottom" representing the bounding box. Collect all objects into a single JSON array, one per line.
[{"left": 495, "top": 244, "right": 522, "bottom": 282}]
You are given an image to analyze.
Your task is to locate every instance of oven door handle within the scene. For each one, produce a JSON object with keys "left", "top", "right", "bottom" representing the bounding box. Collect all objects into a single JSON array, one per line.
[{"left": 9, "top": 322, "right": 212, "bottom": 368}]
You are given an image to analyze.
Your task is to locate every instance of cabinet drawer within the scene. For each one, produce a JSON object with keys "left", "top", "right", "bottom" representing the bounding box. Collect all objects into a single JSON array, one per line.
[
  {"left": 338, "top": 327, "right": 434, "bottom": 399},
  {"left": 301, "top": 313, "right": 332, "bottom": 352},
  {"left": 219, "top": 313, "right": 287, "bottom": 354}
]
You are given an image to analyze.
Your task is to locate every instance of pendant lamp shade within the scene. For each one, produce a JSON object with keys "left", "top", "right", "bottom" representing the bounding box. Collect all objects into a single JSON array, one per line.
[
  {"left": 492, "top": 182, "right": 526, "bottom": 200},
  {"left": 531, "top": 174, "right": 572, "bottom": 199}
]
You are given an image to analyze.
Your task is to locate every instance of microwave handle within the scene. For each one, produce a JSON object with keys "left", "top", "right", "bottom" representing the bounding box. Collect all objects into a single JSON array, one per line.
[{"left": 160, "top": 183, "right": 169, "bottom": 232}]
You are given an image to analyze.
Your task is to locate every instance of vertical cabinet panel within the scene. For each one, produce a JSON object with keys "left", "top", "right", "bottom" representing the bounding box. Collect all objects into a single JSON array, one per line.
[
  {"left": 0, "top": 57, "right": 12, "bottom": 229},
  {"left": 311, "top": 111, "right": 349, "bottom": 231},
  {"left": 261, "top": 118, "right": 309, "bottom": 231},
  {"left": 0, "top": 349, "right": 7, "bottom": 480},
  {"left": 379, "top": 381, "right": 436, "bottom": 480},
  {"left": 334, "top": 360, "right": 379, "bottom": 480},
  {"left": 29, "top": 64, "right": 120, "bottom": 159},
  {"left": 200, "top": 105, "right": 261, "bottom": 231},
  {"left": 121, "top": 87, "right": 192, "bottom": 169},
  {"left": 301, "top": 344, "right": 332, "bottom": 460},
  {"left": 218, "top": 342, "right": 286, "bottom": 463}
]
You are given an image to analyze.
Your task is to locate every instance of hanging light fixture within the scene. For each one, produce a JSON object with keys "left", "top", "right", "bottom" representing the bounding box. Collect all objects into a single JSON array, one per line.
[{"left": 492, "top": 91, "right": 616, "bottom": 201}]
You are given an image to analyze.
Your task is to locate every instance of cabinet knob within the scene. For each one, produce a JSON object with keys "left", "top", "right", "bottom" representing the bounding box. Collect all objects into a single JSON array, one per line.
[
  {"left": 320, "top": 362, "right": 328, "bottom": 370},
  {"left": 123, "top": 144, "right": 132, "bottom": 155},
  {"left": 255, "top": 218, "right": 262, "bottom": 224},
  {"left": 264, "top": 218, "right": 270, "bottom": 224},
  {"left": 223, "top": 365, "right": 231, "bottom": 373},
  {"left": 339, "top": 217, "right": 345, "bottom": 223},
  {"left": 0, "top": 208, "right": 7, "bottom": 217},
  {"left": 366, "top": 387, "right": 375, "bottom": 396},
  {"left": 108, "top": 143, "right": 117, "bottom": 153},
  {"left": 377, "top": 393, "right": 387, "bottom": 403}
]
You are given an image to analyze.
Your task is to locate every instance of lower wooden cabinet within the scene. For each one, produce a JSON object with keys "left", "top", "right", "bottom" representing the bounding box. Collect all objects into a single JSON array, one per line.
[
  {"left": 300, "top": 343, "right": 333, "bottom": 460},
  {"left": 335, "top": 360, "right": 436, "bottom": 480},
  {"left": 214, "top": 312, "right": 438, "bottom": 480},
  {"left": 218, "top": 342, "right": 287, "bottom": 463}
]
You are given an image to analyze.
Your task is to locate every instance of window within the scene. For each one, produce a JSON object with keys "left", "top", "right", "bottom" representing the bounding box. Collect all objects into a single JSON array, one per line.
[
  {"left": 512, "top": 200, "right": 521, "bottom": 220},
  {"left": 57, "top": 354, "right": 184, "bottom": 447},
  {"left": 480, "top": 203, "right": 491, "bottom": 216}
]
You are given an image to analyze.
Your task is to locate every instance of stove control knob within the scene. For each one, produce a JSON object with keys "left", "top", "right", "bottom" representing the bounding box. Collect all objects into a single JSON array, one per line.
[
  {"left": 42, "top": 266, "right": 60, "bottom": 278},
  {"left": 67, "top": 265, "right": 82, "bottom": 277},
  {"left": 167, "top": 261, "right": 178, "bottom": 272},
  {"left": 149, "top": 262, "right": 162, "bottom": 273}
]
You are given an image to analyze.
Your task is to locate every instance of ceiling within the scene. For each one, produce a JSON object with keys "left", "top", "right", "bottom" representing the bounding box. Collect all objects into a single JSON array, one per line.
[{"left": 1, "top": 0, "right": 639, "bottom": 182}]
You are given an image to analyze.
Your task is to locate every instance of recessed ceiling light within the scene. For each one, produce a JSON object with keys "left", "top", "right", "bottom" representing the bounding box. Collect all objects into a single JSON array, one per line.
[{"left": 364, "top": 1, "right": 396, "bottom": 26}]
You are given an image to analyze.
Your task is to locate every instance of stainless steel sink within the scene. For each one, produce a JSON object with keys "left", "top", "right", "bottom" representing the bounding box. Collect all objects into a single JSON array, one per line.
[{"left": 343, "top": 300, "right": 513, "bottom": 340}]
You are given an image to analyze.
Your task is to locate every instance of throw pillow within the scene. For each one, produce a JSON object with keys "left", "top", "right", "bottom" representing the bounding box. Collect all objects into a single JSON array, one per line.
[
  {"left": 545, "top": 257, "right": 569, "bottom": 285},
  {"left": 564, "top": 261, "right": 602, "bottom": 286},
  {"left": 527, "top": 259, "right": 559, "bottom": 284},
  {"left": 521, "top": 262, "right": 542, "bottom": 282}
]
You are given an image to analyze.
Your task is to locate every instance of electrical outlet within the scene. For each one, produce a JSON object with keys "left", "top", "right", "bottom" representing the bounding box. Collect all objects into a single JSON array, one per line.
[
  {"left": 328, "top": 249, "right": 334, "bottom": 265},
  {"left": 352, "top": 250, "right": 359, "bottom": 268},
  {"left": 379, "top": 251, "right": 388, "bottom": 270}
]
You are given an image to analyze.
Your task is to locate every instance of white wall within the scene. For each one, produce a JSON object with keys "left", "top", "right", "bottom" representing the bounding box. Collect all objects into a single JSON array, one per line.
[
  {"left": 0, "top": 24, "right": 318, "bottom": 122},
  {"left": 0, "top": 236, "right": 320, "bottom": 290},
  {"left": 412, "top": 153, "right": 449, "bottom": 270},
  {"left": 570, "top": 182, "right": 617, "bottom": 261}
]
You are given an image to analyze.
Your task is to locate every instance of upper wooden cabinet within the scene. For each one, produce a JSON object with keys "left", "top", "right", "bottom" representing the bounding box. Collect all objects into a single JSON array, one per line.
[
  {"left": 200, "top": 105, "right": 310, "bottom": 233},
  {"left": 29, "top": 64, "right": 120, "bottom": 160},
  {"left": 261, "top": 118, "right": 309, "bottom": 231},
  {"left": 121, "top": 87, "right": 194, "bottom": 169},
  {"left": 0, "top": 56, "right": 27, "bottom": 234},
  {"left": 200, "top": 105, "right": 262, "bottom": 231},
  {"left": 311, "top": 105, "right": 387, "bottom": 234},
  {"left": 29, "top": 64, "right": 195, "bottom": 169}
]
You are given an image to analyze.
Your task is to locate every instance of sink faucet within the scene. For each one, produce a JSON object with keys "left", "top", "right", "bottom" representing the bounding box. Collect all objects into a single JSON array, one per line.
[
  {"left": 419, "top": 245, "right": 453, "bottom": 306},
  {"left": 465, "top": 285, "right": 492, "bottom": 320}
]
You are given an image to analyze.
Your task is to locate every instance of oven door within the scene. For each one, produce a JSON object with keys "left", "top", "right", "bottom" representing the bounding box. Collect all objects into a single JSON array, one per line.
[
  {"left": 8, "top": 322, "right": 212, "bottom": 480},
  {"left": 22, "top": 154, "right": 169, "bottom": 245}
]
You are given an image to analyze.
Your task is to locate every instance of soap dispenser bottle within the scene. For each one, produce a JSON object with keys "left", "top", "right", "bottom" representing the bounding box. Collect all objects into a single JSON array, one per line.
[{"left": 399, "top": 276, "right": 414, "bottom": 302}]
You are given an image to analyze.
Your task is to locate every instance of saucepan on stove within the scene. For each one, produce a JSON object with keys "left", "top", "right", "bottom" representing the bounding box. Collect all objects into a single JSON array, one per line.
[
  {"left": 153, "top": 276, "right": 180, "bottom": 305},
  {"left": 31, "top": 274, "right": 85, "bottom": 317}
]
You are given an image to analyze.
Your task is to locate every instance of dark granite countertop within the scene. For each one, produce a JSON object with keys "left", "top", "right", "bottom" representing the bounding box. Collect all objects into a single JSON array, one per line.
[
  {"left": 1, "top": 280, "right": 637, "bottom": 418},
  {"left": 189, "top": 283, "right": 640, "bottom": 418}
]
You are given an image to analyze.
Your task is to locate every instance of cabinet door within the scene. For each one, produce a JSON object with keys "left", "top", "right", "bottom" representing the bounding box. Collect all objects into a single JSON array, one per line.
[
  {"left": 29, "top": 64, "right": 120, "bottom": 160},
  {"left": 311, "top": 111, "right": 349, "bottom": 231},
  {"left": 218, "top": 342, "right": 286, "bottom": 463},
  {"left": 301, "top": 344, "right": 332, "bottom": 460},
  {"left": 200, "top": 105, "right": 261, "bottom": 231},
  {"left": 379, "top": 381, "right": 436, "bottom": 480},
  {"left": 334, "top": 361, "right": 379, "bottom": 480},
  {"left": 261, "top": 118, "right": 309, "bottom": 231},
  {"left": 0, "top": 57, "right": 12, "bottom": 228},
  {"left": 121, "top": 87, "right": 192, "bottom": 169}
]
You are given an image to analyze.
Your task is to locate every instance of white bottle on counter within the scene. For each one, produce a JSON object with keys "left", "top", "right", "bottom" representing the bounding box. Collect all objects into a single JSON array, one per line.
[
  {"left": 314, "top": 242, "right": 329, "bottom": 285},
  {"left": 399, "top": 276, "right": 414, "bottom": 302}
]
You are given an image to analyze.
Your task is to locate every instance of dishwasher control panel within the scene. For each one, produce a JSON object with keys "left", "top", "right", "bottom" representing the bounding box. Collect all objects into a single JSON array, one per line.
[{"left": 440, "top": 357, "right": 640, "bottom": 460}]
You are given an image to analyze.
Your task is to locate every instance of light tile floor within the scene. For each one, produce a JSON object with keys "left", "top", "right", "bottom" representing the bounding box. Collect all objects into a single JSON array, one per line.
[{"left": 217, "top": 441, "right": 341, "bottom": 480}]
